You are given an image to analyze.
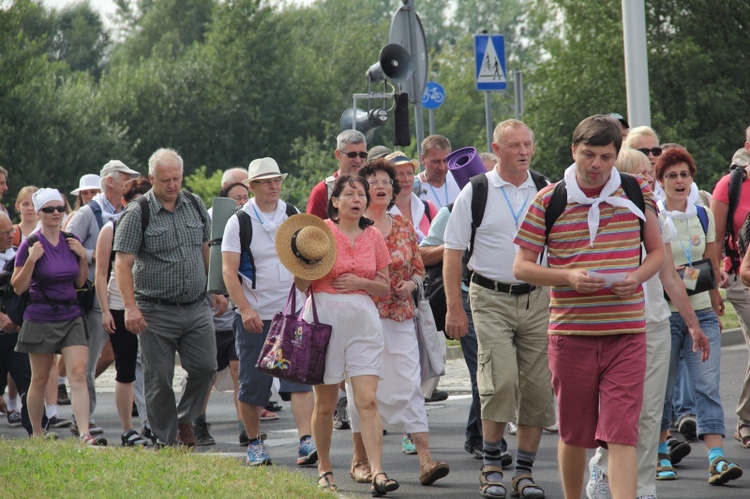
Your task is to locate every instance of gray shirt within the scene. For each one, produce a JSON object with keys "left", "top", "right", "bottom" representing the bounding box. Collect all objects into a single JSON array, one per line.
[{"left": 114, "top": 190, "right": 210, "bottom": 303}]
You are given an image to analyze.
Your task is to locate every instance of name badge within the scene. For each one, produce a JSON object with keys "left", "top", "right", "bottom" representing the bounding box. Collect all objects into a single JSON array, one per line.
[{"left": 682, "top": 265, "right": 699, "bottom": 291}]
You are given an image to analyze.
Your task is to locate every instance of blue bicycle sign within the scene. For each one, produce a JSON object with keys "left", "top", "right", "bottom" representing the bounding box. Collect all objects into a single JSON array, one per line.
[{"left": 421, "top": 81, "right": 445, "bottom": 110}]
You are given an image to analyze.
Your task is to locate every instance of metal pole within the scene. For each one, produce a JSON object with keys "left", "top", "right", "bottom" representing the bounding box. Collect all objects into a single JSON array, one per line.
[
  {"left": 484, "top": 92, "right": 493, "bottom": 152},
  {"left": 351, "top": 95, "right": 357, "bottom": 130},
  {"left": 404, "top": 0, "right": 425, "bottom": 155},
  {"left": 429, "top": 109, "right": 435, "bottom": 135},
  {"left": 621, "top": 0, "right": 650, "bottom": 127},
  {"left": 514, "top": 69, "right": 523, "bottom": 119}
]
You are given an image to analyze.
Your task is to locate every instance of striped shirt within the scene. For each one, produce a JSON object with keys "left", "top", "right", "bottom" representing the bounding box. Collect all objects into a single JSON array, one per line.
[
  {"left": 514, "top": 179, "right": 657, "bottom": 335},
  {"left": 113, "top": 190, "right": 210, "bottom": 303}
]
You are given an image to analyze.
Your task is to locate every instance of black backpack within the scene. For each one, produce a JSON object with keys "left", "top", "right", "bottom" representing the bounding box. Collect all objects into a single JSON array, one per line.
[{"left": 723, "top": 165, "right": 746, "bottom": 271}]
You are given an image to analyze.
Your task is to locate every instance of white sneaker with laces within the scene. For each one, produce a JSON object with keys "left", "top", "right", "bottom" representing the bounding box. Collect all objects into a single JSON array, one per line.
[
  {"left": 506, "top": 422, "right": 517, "bottom": 435},
  {"left": 586, "top": 455, "right": 611, "bottom": 499}
]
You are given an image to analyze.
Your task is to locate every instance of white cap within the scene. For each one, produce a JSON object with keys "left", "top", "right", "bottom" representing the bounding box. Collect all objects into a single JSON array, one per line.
[
  {"left": 100, "top": 160, "right": 140, "bottom": 178},
  {"left": 70, "top": 174, "right": 101, "bottom": 195}
]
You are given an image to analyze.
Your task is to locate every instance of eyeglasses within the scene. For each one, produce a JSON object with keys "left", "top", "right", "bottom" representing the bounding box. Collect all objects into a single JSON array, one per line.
[
  {"left": 40, "top": 206, "right": 66, "bottom": 214},
  {"left": 0, "top": 228, "right": 16, "bottom": 237},
  {"left": 340, "top": 151, "right": 368, "bottom": 159},
  {"left": 663, "top": 171, "right": 693, "bottom": 180},
  {"left": 367, "top": 179, "right": 394, "bottom": 187},
  {"left": 231, "top": 195, "right": 250, "bottom": 203},
  {"left": 637, "top": 147, "right": 663, "bottom": 157},
  {"left": 252, "top": 178, "right": 283, "bottom": 186}
]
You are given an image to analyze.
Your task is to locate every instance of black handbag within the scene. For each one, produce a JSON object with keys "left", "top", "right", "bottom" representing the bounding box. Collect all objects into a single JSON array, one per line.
[{"left": 665, "top": 258, "right": 716, "bottom": 300}]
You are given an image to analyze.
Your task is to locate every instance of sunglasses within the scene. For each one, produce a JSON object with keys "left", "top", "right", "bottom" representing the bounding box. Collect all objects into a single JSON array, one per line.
[
  {"left": 340, "top": 151, "right": 368, "bottom": 159},
  {"left": 663, "top": 171, "right": 693, "bottom": 180},
  {"left": 40, "top": 206, "right": 66, "bottom": 213},
  {"left": 637, "top": 147, "right": 663, "bottom": 157}
]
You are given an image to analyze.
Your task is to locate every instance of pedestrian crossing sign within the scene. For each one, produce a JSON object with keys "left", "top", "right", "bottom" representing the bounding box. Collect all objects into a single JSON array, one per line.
[{"left": 474, "top": 35, "right": 507, "bottom": 91}]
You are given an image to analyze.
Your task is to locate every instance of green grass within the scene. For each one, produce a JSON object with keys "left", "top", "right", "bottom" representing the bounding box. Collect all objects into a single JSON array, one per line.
[{"left": 0, "top": 438, "right": 328, "bottom": 498}]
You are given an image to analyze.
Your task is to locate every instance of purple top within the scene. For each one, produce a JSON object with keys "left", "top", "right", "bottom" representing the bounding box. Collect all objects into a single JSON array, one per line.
[{"left": 15, "top": 232, "right": 83, "bottom": 323}]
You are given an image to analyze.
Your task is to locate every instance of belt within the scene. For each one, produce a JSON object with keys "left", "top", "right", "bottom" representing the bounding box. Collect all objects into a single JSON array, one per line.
[
  {"left": 471, "top": 273, "right": 536, "bottom": 295},
  {"left": 137, "top": 296, "right": 202, "bottom": 307}
]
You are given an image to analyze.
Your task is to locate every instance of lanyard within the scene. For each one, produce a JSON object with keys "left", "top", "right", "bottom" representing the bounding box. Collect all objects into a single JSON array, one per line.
[
  {"left": 500, "top": 185, "right": 530, "bottom": 228},
  {"left": 678, "top": 218, "right": 693, "bottom": 265},
  {"left": 427, "top": 180, "right": 449, "bottom": 208}
]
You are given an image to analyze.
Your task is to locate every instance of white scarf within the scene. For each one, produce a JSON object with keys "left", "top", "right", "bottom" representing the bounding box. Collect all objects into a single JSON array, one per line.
[
  {"left": 248, "top": 199, "right": 287, "bottom": 237},
  {"left": 657, "top": 182, "right": 700, "bottom": 235},
  {"left": 92, "top": 193, "right": 123, "bottom": 225},
  {"left": 563, "top": 164, "right": 645, "bottom": 246},
  {"left": 388, "top": 192, "right": 428, "bottom": 240}
]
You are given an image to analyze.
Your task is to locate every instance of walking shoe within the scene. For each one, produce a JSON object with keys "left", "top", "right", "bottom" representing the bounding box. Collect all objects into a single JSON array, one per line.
[
  {"left": 464, "top": 440, "right": 484, "bottom": 459},
  {"left": 586, "top": 456, "right": 610, "bottom": 499},
  {"left": 141, "top": 422, "right": 158, "bottom": 445},
  {"left": 265, "top": 400, "right": 282, "bottom": 412},
  {"left": 402, "top": 433, "right": 417, "bottom": 454},
  {"left": 121, "top": 429, "right": 148, "bottom": 447},
  {"left": 239, "top": 430, "right": 266, "bottom": 446},
  {"left": 177, "top": 422, "right": 196, "bottom": 447},
  {"left": 193, "top": 421, "right": 216, "bottom": 446},
  {"left": 333, "top": 396, "right": 350, "bottom": 430},
  {"left": 260, "top": 409, "right": 279, "bottom": 421},
  {"left": 246, "top": 439, "right": 272, "bottom": 466},
  {"left": 667, "top": 436, "right": 691, "bottom": 465},
  {"left": 297, "top": 436, "right": 318, "bottom": 466},
  {"left": 544, "top": 422, "right": 559, "bottom": 433},
  {"left": 425, "top": 389, "right": 449, "bottom": 403},
  {"left": 47, "top": 415, "right": 72, "bottom": 428},
  {"left": 82, "top": 433, "right": 107, "bottom": 446},
  {"left": 677, "top": 414, "right": 697, "bottom": 440},
  {"left": 507, "top": 422, "right": 518, "bottom": 435},
  {"left": 6, "top": 410, "right": 22, "bottom": 427},
  {"left": 501, "top": 450, "right": 513, "bottom": 469},
  {"left": 57, "top": 384, "right": 70, "bottom": 405}
]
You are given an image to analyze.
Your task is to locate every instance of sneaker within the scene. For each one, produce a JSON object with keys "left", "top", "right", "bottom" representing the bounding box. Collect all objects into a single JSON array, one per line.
[
  {"left": 402, "top": 433, "right": 417, "bottom": 454},
  {"left": 297, "top": 436, "right": 318, "bottom": 466},
  {"left": 6, "top": 410, "right": 22, "bottom": 427},
  {"left": 47, "top": 415, "right": 72, "bottom": 428},
  {"left": 193, "top": 421, "right": 216, "bottom": 446},
  {"left": 501, "top": 450, "right": 513, "bottom": 468},
  {"left": 667, "top": 436, "right": 691, "bottom": 465},
  {"left": 586, "top": 456, "right": 610, "bottom": 499},
  {"left": 544, "top": 422, "right": 559, "bottom": 433},
  {"left": 464, "top": 440, "right": 483, "bottom": 459},
  {"left": 678, "top": 414, "right": 697, "bottom": 440},
  {"left": 177, "top": 422, "right": 196, "bottom": 447},
  {"left": 425, "top": 389, "right": 449, "bottom": 403},
  {"left": 507, "top": 422, "right": 518, "bottom": 435},
  {"left": 239, "top": 430, "right": 266, "bottom": 446},
  {"left": 333, "top": 396, "right": 350, "bottom": 430},
  {"left": 246, "top": 439, "right": 272, "bottom": 466},
  {"left": 141, "top": 422, "right": 158, "bottom": 445},
  {"left": 82, "top": 433, "right": 107, "bottom": 447},
  {"left": 57, "top": 384, "right": 70, "bottom": 405},
  {"left": 121, "top": 429, "right": 148, "bottom": 447},
  {"left": 260, "top": 409, "right": 279, "bottom": 421},
  {"left": 265, "top": 400, "right": 282, "bottom": 412}
]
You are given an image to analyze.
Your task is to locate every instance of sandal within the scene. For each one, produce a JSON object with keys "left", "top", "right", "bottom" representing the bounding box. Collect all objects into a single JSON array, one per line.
[
  {"left": 511, "top": 472, "right": 545, "bottom": 498},
  {"left": 82, "top": 433, "right": 108, "bottom": 447},
  {"left": 656, "top": 453, "right": 676, "bottom": 480},
  {"left": 371, "top": 471, "right": 399, "bottom": 497},
  {"left": 734, "top": 425, "right": 750, "bottom": 449},
  {"left": 317, "top": 471, "right": 338, "bottom": 493},
  {"left": 350, "top": 460, "right": 373, "bottom": 483},
  {"left": 480, "top": 465, "right": 506, "bottom": 498},
  {"left": 708, "top": 456, "right": 743, "bottom": 485}
]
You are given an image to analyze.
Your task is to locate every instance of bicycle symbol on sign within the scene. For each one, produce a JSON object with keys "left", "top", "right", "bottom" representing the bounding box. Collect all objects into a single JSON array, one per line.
[{"left": 421, "top": 82, "right": 445, "bottom": 110}]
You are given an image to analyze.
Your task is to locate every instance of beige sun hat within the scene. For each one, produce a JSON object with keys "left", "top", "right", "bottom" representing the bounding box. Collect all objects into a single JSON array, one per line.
[
  {"left": 385, "top": 152, "right": 420, "bottom": 174},
  {"left": 732, "top": 148, "right": 750, "bottom": 168},
  {"left": 243, "top": 157, "right": 289, "bottom": 185},
  {"left": 275, "top": 214, "right": 337, "bottom": 281}
]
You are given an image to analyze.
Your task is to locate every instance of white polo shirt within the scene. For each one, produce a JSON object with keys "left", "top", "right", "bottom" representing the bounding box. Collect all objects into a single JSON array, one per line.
[
  {"left": 418, "top": 171, "right": 461, "bottom": 210},
  {"left": 445, "top": 168, "right": 540, "bottom": 283}
]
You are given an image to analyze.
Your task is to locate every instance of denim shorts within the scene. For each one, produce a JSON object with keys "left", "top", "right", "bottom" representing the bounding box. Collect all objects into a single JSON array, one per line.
[{"left": 661, "top": 309, "right": 724, "bottom": 437}]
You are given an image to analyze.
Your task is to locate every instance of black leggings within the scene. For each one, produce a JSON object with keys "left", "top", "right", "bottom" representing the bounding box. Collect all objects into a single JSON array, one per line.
[{"left": 109, "top": 309, "right": 138, "bottom": 383}]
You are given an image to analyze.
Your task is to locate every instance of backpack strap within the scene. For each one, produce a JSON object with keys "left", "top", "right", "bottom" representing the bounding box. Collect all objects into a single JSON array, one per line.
[
  {"left": 620, "top": 172, "right": 646, "bottom": 240},
  {"left": 529, "top": 169, "right": 550, "bottom": 192},
  {"left": 422, "top": 200, "right": 433, "bottom": 223},
  {"left": 137, "top": 190, "right": 207, "bottom": 234},
  {"left": 725, "top": 167, "right": 745, "bottom": 263},
  {"left": 467, "top": 174, "right": 489, "bottom": 261},
  {"left": 695, "top": 205, "right": 709, "bottom": 235},
  {"left": 86, "top": 200, "right": 104, "bottom": 230}
]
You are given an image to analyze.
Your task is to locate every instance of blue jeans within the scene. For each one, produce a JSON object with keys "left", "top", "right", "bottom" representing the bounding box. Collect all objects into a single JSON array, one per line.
[
  {"left": 460, "top": 288, "right": 482, "bottom": 445},
  {"left": 661, "top": 310, "right": 725, "bottom": 437},
  {"left": 671, "top": 354, "right": 697, "bottom": 423}
]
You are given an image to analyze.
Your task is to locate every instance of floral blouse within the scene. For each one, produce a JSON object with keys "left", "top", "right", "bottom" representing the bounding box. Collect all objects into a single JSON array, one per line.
[{"left": 372, "top": 215, "right": 425, "bottom": 322}]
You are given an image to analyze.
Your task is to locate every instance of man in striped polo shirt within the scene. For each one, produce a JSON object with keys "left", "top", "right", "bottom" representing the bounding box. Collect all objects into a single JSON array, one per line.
[{"left": 513, "top": 115, "right": 665, "bottom": 499}]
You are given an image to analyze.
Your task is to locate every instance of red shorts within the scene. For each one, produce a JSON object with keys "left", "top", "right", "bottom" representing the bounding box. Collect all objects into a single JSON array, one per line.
[{"left": 548, "top": 333, "right": 646, "bottom": 448}]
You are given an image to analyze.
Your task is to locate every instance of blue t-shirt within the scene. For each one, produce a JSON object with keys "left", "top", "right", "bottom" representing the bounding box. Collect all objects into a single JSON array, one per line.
[{"left": 15, "top": 232, "right": 83, "bottom": 323}]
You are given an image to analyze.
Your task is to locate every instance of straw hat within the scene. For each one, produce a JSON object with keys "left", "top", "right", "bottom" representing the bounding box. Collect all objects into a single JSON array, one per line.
[
  {"left": 385, "top": 152, "right": 420, "bottom": 174},
  {"left": 243, "top": 157, "right": 289, "bottom": 185},
  {"left": 275, "top": 214, "right": 337, "bottom": 280}
]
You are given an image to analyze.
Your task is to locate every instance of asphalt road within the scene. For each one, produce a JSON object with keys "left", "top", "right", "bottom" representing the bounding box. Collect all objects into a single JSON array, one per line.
[{"left": 2, "top": 341, "right": 750, "bottom": 498}]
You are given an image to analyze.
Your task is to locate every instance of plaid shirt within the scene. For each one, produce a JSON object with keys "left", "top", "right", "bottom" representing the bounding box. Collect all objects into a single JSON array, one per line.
[{"left": 113, "top": 190, "right": 210, "bottom": 303}]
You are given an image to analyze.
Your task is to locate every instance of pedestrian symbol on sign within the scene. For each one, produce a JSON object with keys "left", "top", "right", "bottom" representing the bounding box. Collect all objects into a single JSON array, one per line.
[{"left": 477, "top": 40, "right": 506, "bottom": 84}]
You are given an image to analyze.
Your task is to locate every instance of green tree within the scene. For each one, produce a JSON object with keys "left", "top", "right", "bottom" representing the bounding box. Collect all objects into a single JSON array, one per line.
[{"left": 49, "top": 1, "right": 110, "bottom": 78}]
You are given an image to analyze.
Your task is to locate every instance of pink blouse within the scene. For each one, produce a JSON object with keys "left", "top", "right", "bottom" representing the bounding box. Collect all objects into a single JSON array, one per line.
[
  {"left": 312, "top": 219, "right": 391, "bottom": 295},
  {"left": 372, "top": 215, "right": 425, "bottom": 322}
]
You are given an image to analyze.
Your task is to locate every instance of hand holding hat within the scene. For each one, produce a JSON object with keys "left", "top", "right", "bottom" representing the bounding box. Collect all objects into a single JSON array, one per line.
[{"left": 275, "top": 214, "right": 337, "bottom": 281}]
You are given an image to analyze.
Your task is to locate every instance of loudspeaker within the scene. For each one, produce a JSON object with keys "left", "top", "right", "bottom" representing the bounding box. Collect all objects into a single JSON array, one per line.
[
  {"left": 340, "top": 107, "right": 388, "bottom": 143},
  {"left": 393, "top": 93, "right": 410, "bottom": 147},
  {"left": 366, "top": 44, "right": 414, "bottom": 83}
]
